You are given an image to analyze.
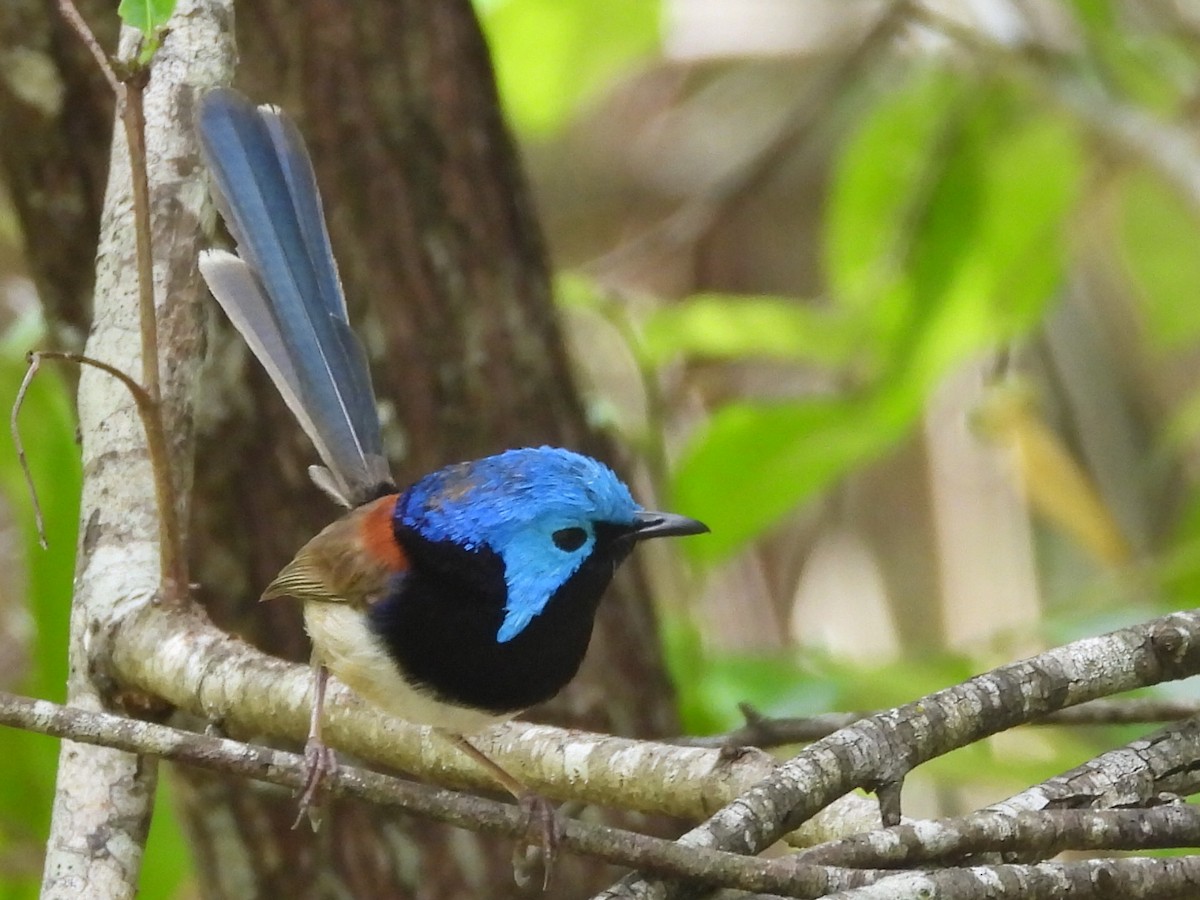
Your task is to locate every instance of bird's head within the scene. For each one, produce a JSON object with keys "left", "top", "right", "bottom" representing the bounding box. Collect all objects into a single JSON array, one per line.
[{"left": 393, "top": 446, "right": 707, "bottom": 642}]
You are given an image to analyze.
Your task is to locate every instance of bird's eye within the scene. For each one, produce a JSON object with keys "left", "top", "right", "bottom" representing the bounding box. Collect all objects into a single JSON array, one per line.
[{"left": 552, "top": 527, "right": 588, "bottom": 552}]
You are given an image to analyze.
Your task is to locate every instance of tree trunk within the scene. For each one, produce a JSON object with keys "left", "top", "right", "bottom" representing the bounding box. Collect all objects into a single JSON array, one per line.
[{"left": 0, "top": 0, "right": 680, "bottom": 896}]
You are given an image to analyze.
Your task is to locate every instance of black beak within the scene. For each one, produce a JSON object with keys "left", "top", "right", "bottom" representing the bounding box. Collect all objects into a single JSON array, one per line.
[{"left": 630, "top": 510, "right": 709, "bottom": 541}]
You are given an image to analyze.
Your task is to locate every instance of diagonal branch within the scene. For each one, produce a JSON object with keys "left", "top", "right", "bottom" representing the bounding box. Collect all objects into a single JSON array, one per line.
[
  {"left": 992, "top": 714, "right": 1200, "bottom": 815},
  {"left": 675, "top": 696, "right": 1200, "bottom": 750},
  {"left": 596, "top": 608, "right": 1200, "bottom": 899}
]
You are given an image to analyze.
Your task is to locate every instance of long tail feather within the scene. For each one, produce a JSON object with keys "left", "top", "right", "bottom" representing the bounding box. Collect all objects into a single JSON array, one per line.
[{"left": 197, "top": 89, "right": 392, "bottom": 506}]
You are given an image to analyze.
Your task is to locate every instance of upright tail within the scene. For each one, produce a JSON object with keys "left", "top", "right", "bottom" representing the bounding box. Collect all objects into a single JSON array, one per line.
[{"left": 197, "top": 89, "right": 392, "bottom": 507}]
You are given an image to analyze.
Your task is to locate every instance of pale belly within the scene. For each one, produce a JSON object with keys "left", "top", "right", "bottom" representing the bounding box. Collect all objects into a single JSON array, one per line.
[{"left": 303, "top": 601, "right": 509, "bottom": 734}]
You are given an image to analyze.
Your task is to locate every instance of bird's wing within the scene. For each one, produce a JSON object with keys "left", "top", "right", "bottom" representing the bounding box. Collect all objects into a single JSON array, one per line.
[
  {"left": 262, "top": 494, "right": 406, "bottom": 607},
  {"left": 197, "top": 88, "right": 391, "bottom": 507}
]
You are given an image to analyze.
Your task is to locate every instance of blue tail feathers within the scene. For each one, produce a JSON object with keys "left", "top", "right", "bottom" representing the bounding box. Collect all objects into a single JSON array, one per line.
[{"left": 197, "top": 89, "right": 391, "bottom": 506}]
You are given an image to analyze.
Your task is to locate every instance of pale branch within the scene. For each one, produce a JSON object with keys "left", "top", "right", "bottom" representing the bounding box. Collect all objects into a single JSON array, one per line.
[
  {"left": 0, "top": 691, "right": 855, "bottom": 895},
  {"left": 821, "top": 856, "right": 1200, "bottom": 900},
  {"left": 596, "top": 608, "right": 1200, "bottom": 900},
  {"left": 39, "top": 1, "right": 232, "bottom": 897},
  {"left": 104, "top": 600, "right": 877, "bottom": 846},
  {"left": 676, "top": 697, "right": 1200, "bottom": 750},
  {"left": 792, "top": 805, "right": 1200, "bottom": 868},
  {"left": 991, "top": 714, "right": 1200, "bottom": 816}
]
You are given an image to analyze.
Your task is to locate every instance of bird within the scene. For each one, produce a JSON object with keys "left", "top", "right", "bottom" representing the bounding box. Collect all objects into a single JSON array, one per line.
[{"left": 193, "top": 88, "right": 708, "bottom": 832}]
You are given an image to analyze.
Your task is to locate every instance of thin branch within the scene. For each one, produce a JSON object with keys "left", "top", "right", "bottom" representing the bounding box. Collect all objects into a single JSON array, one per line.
[
  {"left": 55, "top": 0, "right": 120, "bottom": 93},
  {"left": 11, "top": 350, "right": 155, "bottom": 550},
  {"left": 993, "top": 714, "right": 1200, "bottom": 817},
  {"left": 675, "top": 697, "right": 1200, "bottom": 750},
  {"left": 117, "top": 70, "right": 186, "bottom": 595},
  {"left": 794, "top": 806, "right": 1200, "bottom": 868},
  {"left": 0, "top": 690, "right": 852, "bottom": 897},
  {"left": 11, "top": 354, "right": 48, "bottom": 547}
]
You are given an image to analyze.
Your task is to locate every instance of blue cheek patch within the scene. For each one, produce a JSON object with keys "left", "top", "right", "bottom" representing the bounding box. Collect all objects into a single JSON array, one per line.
[{"left": 494, "top": 528, "right": 595, "bottom": 642}]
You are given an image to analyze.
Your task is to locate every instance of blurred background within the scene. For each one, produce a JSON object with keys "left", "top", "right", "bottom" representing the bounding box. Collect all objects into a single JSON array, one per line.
[{"left": 4, "top": 0, "right": 1200, "bottom": 895}]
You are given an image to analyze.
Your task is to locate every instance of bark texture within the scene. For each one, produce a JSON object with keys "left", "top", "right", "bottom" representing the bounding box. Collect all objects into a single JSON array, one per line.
[{"left": 32, "top": 3, "right": 232, "bottom": 897}]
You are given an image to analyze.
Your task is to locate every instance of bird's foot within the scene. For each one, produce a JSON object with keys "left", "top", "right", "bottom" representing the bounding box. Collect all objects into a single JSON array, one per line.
[
  {"left": 292, "top": 737, "right": 338, "bottom": 831},
  {"left": 511, "top": 791, "right": 561, "bottom": 891}
]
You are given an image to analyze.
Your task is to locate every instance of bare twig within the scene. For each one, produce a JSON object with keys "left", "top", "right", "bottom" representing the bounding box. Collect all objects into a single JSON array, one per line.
[
  {"left": 11, "top": 350, "right": 157, "bottom": 550},
  {"left": 675, "top": 697, "right": 1200, "bottom": 750},
  {"left": 51, "top": 0, "right": 185, "bottom": 597},
  {"left": 10, "top": 354, "right": 48, "bottom": 547},
  {"left": 118, "top": 71, "right": 186, "bottom": 595},
  {"left": 55, "top": 0, "right": 120, "bottom": 93}
]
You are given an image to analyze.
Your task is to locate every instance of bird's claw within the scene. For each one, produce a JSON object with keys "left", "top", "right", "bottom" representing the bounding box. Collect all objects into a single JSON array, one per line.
[
  {"left": 511, "top": 792, "right": 561, "bottom": 891},
  {"left": 292, "top": 737, "right": 338, "bottom": 831}
]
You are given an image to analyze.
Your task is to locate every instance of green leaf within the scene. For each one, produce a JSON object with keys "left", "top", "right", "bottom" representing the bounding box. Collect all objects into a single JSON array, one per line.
[
  {"left": 672, "top": 391, "right": 914, "bottom": 560},
  {"left": 896, "top": 109, "right": 1078, "bottom": 390},
  {"left": 825, "top": 67, "right": 967, "bottom": 302},
  {"left": 117, "top": 0, "right": 177, "bottom": 35},
  {"left": 680, "top": 77, "right": 1079, "bottom": 561},
  {"left": 477, "top": 0, "right": 660, "bottom": 136},
  {"left": 905, "top": 100, "right": 986, "bottom": 313},
  {"left": 832, "top": 73, "right": 1077, "bottom": 375},
  {"left": 1119, "top": 169, "right": 1200, "bottom": 349},
  {"left": 969, "top": 113, "right": 1077, "bottom": 325},
  {"left": 641, "top": 294, "right": 861, "bottom": 366}
]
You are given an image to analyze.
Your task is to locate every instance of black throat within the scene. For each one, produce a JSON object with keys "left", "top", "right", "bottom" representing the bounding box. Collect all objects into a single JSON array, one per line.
[{"left": 367, "top": 524, "right": 635, "bottom": 715}]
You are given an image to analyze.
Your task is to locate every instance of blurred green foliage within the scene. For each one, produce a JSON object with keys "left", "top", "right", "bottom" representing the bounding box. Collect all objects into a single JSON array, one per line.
[
  {"left": 475, "top": 0, "right": 659, "bottom": 135},
  {"left": 669, "top": 70, "right": 1081, "bottom": 560},
  {"left": 1120, "top": 170, "right": 1200, "bottom": 349}
]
